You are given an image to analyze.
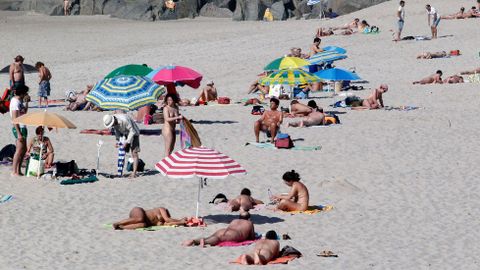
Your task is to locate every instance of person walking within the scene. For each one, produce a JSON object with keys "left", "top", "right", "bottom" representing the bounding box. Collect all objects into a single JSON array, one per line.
[
  {"left": 394, "top": 1, "right": 406, "bottom": 41},
  {"left": 35, "top": 62, "right": 52, "bottom": 108},
  {"left": 426, "top": 4, "right": 440, "bottom": 39},
  {"left": 103, "top": 113, "right": 140, "bottom": 178}
]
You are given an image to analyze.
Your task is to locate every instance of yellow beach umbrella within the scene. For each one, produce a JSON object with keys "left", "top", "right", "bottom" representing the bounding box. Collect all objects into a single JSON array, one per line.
[{"left": 13, "top": 111, "right": 76, "bottom": 129}]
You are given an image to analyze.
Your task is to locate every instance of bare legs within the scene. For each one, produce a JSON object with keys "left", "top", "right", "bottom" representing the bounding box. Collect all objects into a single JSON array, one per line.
[
  {"left": 254, "top": 121, "right": 278, "bottom": 143},
  {"left": 130, "top": 151, "right": 138, "bottom": 178},
  {"left": 162, "top": 128, "right": 175, "bottom": 157},
  {"left": 277, "top": 199, "right": 307, "bottom": 212},
  {"left": 12, "top": 137, "right": 26, "bottom": 176},
  {"left": 112, "top": 207, "right": 148, "bottom": 230}
]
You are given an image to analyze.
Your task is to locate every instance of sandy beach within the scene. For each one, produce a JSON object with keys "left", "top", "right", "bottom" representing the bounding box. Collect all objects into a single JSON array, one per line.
[{"left": 1, "top": 0, "right": 480, "bottom": 269}]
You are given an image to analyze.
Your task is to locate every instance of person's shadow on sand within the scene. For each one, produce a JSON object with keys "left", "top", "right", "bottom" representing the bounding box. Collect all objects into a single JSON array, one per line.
[
  {"left": 190, "top": 120, "right": 238, "bottom": 125},
  {"left": 203, "top": 214, "right": 284, "bottom": 225}
]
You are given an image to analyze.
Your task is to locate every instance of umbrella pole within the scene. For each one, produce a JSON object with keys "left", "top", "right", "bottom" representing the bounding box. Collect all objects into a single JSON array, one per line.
[{"left": 196, "top": 177, "right": 203, "bottom": 218}]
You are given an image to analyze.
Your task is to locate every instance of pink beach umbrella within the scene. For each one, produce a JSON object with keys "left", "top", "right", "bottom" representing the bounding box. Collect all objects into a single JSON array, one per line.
[
  {"left": 146, "top": 65, "right": 203, "bottom": 94},
  {"left": 155, "top": 147, "right": 246, "bottom": 217}
]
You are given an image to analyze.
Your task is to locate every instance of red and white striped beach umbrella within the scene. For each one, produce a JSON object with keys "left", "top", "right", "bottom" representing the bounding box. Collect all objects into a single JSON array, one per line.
[{"left": 155, "top": 147, "right": 247, "bottom": 217}]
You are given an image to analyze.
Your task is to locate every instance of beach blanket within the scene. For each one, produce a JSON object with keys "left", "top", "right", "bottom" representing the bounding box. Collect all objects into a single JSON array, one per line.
[
  {"left": 276, "top": 205, "right": 334, "bottom": 215},
  {"left": 217, "top": 240, "right": 256, "bottom": 247},
  {"left": 60, "top": 175, "right": 98, "bottom": 185},
  {"left": 0, "top": 194, "right": 13, "bottom": 204},
  {"left": 231, "top": 255, "right": 298, "bottom": 265},
  {"left": 80, "top": 129, "right": 161, "bottom": 136},
  {"left": 245, "top": 142, "right": 321, "bottom": 151},
  {"left": 103, "top": 224, "right": 178, "bottom": 230}
]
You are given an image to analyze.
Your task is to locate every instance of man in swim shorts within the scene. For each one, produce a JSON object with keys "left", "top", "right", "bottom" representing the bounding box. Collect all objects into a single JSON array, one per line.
[{"left": 426, "top": 4, "right": 440, "bottom": 39}]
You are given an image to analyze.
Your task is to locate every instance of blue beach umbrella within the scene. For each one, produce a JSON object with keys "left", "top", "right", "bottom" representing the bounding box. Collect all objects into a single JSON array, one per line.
[
  {"left": 308, "top": 51, "right": 347, "bottom": 65},
  {"left": 86, "top": 76, "right": 165, "bottom": 111},
  {"left": 314, "top": 68, "right": 361, "bottom": 81}
]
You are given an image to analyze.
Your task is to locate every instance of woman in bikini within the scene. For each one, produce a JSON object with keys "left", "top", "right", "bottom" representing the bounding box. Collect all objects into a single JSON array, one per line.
[
  {"left": 26, "top": 126, "right": 54, "bottom": 168},
  {"left": 112, "top": 207, "right": 187, "bottom": 230},
  {"left": 162, "top": 93, "right": 183, "bottom": 157}
]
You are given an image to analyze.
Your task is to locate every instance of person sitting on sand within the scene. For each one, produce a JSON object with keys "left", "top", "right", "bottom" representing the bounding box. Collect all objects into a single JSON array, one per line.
[
  {"left": 228, "top": 188, "right": 264, "bottom": 212},
  {"left": 271, "top": 170, "right": 309, "bottom": 212},
  {"left": 112, "top": 207, "right": 187, "bottom": 230},
  {"left": 182, "top": 213, "right": 255, "bottom": 247},
  {"left": 416, "top": 51, "right": 447, "bottom": 59},
  {"left": 196, "top": 81, "right": 218, "bottom": 105},
  {"left": 356, "top": 84, "right": 388, "bottom": 109},
  {"left": 308, "top": 37, "right": 323, "bottom": 58},
  {"left": 443, "top": 75, "right": 464, "bottom": 84},
  {"left": 464, "top": 6, "right": 480, "bottom": 18},
  {"left": 441, "top": 7, "right": 466, "bottom": 19},
  {"left": 288, "top": 100, "right": 326, "bottom": 127},
  {"left": 413, "top": 70, "right": 443, "bottom": 84},
  {"left": 254, "top": 97, "right": 283, "bottom": 143},
  {"left": 26, "top": 126, "right": 54, "bottom": 169},
  {"left": 460, "top": 67, "right": 480, "bottom": 75},
  {"left": 358, "top": 20, "right": 370, "bottom": 32},
  {"left": 238, "top": 230, "right": 280, "bottom": 265},
  {"left": 66, "top": 85, "right": 95, "bottom": 111}
]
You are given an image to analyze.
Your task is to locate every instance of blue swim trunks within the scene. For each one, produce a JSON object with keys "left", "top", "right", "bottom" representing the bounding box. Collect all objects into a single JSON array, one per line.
[
  {"left": 397, "top": 20, "right": 404, "bottom": 31},
  {"left": 433, "top": 17, "right": 441, "bottom": 27},
  {"left": 38, "top": 80, "right": 51, "bottom": 98}
]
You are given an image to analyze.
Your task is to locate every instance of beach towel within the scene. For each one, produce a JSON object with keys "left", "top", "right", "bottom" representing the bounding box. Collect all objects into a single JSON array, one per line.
[
  {"left": 117, "top": 143, "right": 125, "bottom": 177},
  {"left": 60, "top": 175, "right": 98, "bottom": 185},
  {"left": 276, "top": 205, "right": 334, "bottom": 215},
  {"left": 103, "top": 224, "right": 178, "bottom": 230},
  {"left": 0, "top": 194, "right": 13, "bottom": 204},
  {"left": 80, "top": 129, "right": 161, "bottom": 136},
  {"left": 245, "top": 142, "right": 321, "bottom": 151},
  {"left": 180, "top": 119, "right": 202, "bottom": 149},
  {"left": 185, "top": 217, "right": 206, "bottom": 227},
  {"left": 231, "top": 255, "right": 298, "bottom": 265},
  {"left": 217, "top": 240, "right": 257, "bottom": 247}
]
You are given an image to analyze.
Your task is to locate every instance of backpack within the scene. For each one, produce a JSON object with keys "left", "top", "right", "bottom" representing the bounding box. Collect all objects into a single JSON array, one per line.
[
  {"left": 275, "top": 133, "right": 294, "bottom": 149},
  {"left": 0, "top": 144, "right": 16, "bottom": 160},
  {"left": 55, "top": 160, "right": 77, "bottom": 177},
  {"left": 251, "top": 105, "right": 265, "bottom": 115},
  {"left": 209, "top": 193, "right": 228, "bottom": 204},
  {"left": 127, "top": 158, "right": 145, "bottom": 172}
]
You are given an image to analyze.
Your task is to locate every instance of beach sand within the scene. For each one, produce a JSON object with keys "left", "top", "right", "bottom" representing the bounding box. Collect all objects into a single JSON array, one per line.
[{"left": 1, "top": 0, "right": 480, "bottom": 269}]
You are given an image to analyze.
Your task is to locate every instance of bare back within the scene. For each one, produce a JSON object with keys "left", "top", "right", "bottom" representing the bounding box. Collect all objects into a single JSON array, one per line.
[
  {"left": 291, "top": 181, "right": 309, "bottom": 209},
  {"left": 10, "top": 63, "right": 24, "bottom": 82},
  {"left": 254, "top": 239, "right": 280, "bottom": 262},
  {"left": 224, "top": 219, "right": 255, "bottom": 242}
]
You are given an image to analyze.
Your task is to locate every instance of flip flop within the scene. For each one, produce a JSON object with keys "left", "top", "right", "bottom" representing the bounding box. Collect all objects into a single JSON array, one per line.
[{"left": 317, "top": 250, "right": 338, "bottom": 257}]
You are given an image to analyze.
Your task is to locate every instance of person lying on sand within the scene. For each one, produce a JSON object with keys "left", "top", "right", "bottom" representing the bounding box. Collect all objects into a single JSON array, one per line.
[
  {"left": 238, "top": 230, "right": 280, "bottom": 265},
  {"left": 441, "top": 7, "right": 466, "bottom": 19},
  {"left": 65, "top": 85, "right": 98, "bottom": 111},
  {"left": 413, "top": 70, "right": 443, "bottom": 84},
  {"left": 416, "top": 51, "right": 447, "bottom": 59},
  {"left": 182, "top": 214, "right": 255, "bottom": 247},
  {"left": 332, "top": 18, "right": 360, "bottom": 30},
  {"left": 195, "top": 81, "right": 217, "bottom": 105},
  {"left": 288, "top": 100, "right": 314, "bottom": 117},
  {"left": 271, "top": 170, "right": 309, "bottom": 212},
  {"left": 443, "top": 75, "right": 464, "bottom": 84},
  {"left": 254, "top": 98, "right": 283, "bottom": 143},
  {"left": 460, "top": 67, "right": 480, "bottom": 75},
  {"left": 316, "top": 27, "right": 334, "bottom": 37},
  {"left": 248, "top": 79, "right": 268, "bottom": 95},
  {"left": 287, "top": 47, "right": 309, "bottom": 59},
  {"left": 464, "top": 6, "right": 480, "bottom": 18},
  {"left": 288, "top": 100, "right": 326, "bottom": 127},
  {"left": 112, "top": 207, "right": 187, "bottom": 230},
  {"left": 228, "top": 188, "right": 264, "bottom": 212}
]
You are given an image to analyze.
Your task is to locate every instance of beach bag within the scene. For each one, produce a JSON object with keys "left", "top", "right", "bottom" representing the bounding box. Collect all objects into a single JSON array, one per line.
[
  {"left": 0, "top": 144, "right": 16, "bottom": 160},
  {"left": 275, "top": 133, "right": 294, "bottom": 149},
  {"left": 27, "top": 157, "right": 45, "bottom": 177},
  {"left": 126, "top": 158, "right": 145, "bottom": 172},
  {"left": 209, "top": 193, "right": 228, "bottom": 204},
  {"left": 279, "top": 246, "right": 302, "bottom": 257},
  {"left": 55, "top": 160, "right": 77, "bottom": 177},
  {"left": 251, "top": 105, "right": 265, "bottom": 115},
  {"left": 218, "top": 97, "right": 230, "bottom": 104},
  {"left": 450, "top": 50, "right": 460, "bottom": 56}
]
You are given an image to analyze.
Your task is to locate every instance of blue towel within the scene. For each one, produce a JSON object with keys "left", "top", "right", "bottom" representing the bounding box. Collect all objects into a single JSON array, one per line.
[{"left": 0, "top": 194, "right": 13, "bottom": 204}]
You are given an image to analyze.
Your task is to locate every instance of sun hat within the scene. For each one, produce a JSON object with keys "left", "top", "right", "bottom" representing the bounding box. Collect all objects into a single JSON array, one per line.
[{"left": 103, "top": 114, "right": 115, "bottom": 128}]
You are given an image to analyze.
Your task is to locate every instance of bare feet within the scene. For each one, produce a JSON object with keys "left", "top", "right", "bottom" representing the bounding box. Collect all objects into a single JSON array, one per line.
[
  {"left": 112, "top": 223, "right": 122, "bottom": 230},
  {"left": 239, "top": 254, "right": 253, "bottom": 265},
  {"left": 182, "top": 239, "right": 195, "bottom": 246},
  {"left": 128, "top": 173, "right": 137, "bottom": 179},
  {"left": 199, "top": 238, "right": 205, "bottom": 248}
]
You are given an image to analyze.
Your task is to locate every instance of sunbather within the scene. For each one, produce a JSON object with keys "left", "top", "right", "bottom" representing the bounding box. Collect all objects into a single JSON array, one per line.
[
  {"left": 416, "top": 51, "right": 447, "bottom": 59},
  {"left": 238, "top": 230, "right": 280, "bottom": 265},
  {"left": 248, "top": 79, "right": 268, "bottom": 95},
  {"left": 288, "top": 100, "right": 313, "bottom": 117},
  {"left": 413, "top": 70, "right": 443, "bottom": 84},
  {"left": 271, "top": 170, "right": 309, "bottom": 212},
  {"left": 254, "top": 98, "right": 283, "bottom": 143},
  {"left": 112, "top": 207, "right": 187, "bottom": 230},
  {"left": 315, "top": 27, "right": 334, "bottom": 37},
  {"left": 288, "top": 101, "right": 326, "bottom": 127},
  {"left": 332, "top": 18, "right": 360, "bottom": 30},
  {"left": 287, "top": 47, "right": 308, "bottom": 59},
  {"left": 443, "top": 75, "right": 464, "bottom": 84},
  {"left": 441, "top": 7, "right": 466, "bottom": 19},
  {"left": 460, "top": 67, "right": 480, "bottom": 75},
  {"left": 182, "top": 214, "right": 255, "bottom": 247},
  {"left": 65, "top": 85, "right": 98, "bottom": 111},
  {"left": 195, "top": 81, "right": 217, "bottom": 105},
  {"left": 228, "top": 188, "right": 264, "bottom": 212}
]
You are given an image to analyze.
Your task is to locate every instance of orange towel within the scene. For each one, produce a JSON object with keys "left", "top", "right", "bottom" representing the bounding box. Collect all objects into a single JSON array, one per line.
[{"left": 231, "top": 255, "right": 298, "bottom": 265}]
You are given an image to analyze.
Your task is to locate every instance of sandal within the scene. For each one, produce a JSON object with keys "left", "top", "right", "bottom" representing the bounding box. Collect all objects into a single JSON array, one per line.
[{"left": 317, "top": 250, "right": 338, "bottom": 257}]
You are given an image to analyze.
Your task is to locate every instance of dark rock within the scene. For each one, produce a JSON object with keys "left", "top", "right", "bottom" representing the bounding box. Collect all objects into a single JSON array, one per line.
[
  {"left": 199, "top": 2, "right": 233, "bottom": 18},
  {"left": 270, "top": 1, "right": 285, "bottom": 20}
]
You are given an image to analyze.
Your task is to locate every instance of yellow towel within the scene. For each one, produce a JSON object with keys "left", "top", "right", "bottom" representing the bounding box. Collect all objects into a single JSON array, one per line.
[{"left": 284, "top": 205, "right": 334, "bottom": 215}]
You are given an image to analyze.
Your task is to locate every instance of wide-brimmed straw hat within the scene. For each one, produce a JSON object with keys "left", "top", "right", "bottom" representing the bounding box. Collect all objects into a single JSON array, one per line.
[{"left": 103, "top": 115, "right": 115, "bottom": 128}]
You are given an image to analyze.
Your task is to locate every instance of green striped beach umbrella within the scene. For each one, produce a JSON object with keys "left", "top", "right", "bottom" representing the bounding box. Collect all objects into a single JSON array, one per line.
[
  {"left": 105, "top": 64, "right": 153, "bottom": 79},
  {"left": 259, "top": 68, "right": 321, "bottom": 86}
]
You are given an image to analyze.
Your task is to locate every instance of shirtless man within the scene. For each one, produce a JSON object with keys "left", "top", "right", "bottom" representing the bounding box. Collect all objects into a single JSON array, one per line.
[
  {"left": 460, "top": 67, "right": 480, "bottom": 75},
  {"left": 443, "top": 75, "right": 464, "bottom": 84},
  {"left": 413, "top": 70, "right": 443, "bottom": 84},
  {"left": 196, "top": 81, "right": 217, "bottom": 104},
  {"left": 9, "top": 55, "right": 25, "bottom": 88},
  {"left": 272, "top": 170, "right": 309, "bottom": 212},
  {"left": 308, "top": 37, "right": 323, "bottom": 58},
  {"left": 288, "top": 100, "right": 313, "bottom": 117},
  {"left": 182, "top": 215, "right": 255, "bottom": 247},
  {"left": 254, "top": 98, "right": 283, "bottom": 143},
  {"left": 36, "top": 62, "right": 52, "bottom": 108},
  {"left": 112, "top": 206, "right": 187, "bottom": 230},
  {"left": 288, "top": 101, "right": 325, "bottom": 127},
  {"left": 239, "top": 230, "right": 280, "bottom": 265},
  {"left": 360, "top": 84, "right": 388, "bottom": 109},
  {"left": 416, "top": 51, "right": 447, "bottom": 59},
  {"left": 228, "top": 188, "right": 264, "bottom": 212}
]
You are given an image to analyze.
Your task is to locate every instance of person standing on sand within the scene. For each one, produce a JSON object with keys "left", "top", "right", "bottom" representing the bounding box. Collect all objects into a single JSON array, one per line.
[
  {"left": 162, "top": 93, "right": 183, "bottom": 156},
  {"left": 394, "top": 1, "right": 406, "bottom": 41},
  {"left": 9, "top": 55, "right": 25, "bottom": 89},
  {"left": 426, "top": 4, "right": 440, "bottom": 39},
  {"left": 10, "top": 85, "right": 29, "bottom": 177},
  {"left": 103, "top": 113, "right": 140, "bottom": 178},
  {"left": 35, "top": 62, "right": 52, "bottom": 108}
]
